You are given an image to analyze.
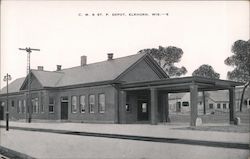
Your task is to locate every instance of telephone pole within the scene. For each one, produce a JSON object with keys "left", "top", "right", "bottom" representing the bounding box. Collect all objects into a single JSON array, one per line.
[{"left": 19, "top": 47, "right": 40, "bottom": 123}]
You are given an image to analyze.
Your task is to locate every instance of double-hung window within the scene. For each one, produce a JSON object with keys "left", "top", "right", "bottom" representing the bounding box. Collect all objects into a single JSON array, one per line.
[
  {"left": 80, "top": 95, "right": 86, "bottom": 113},
  {"left": 71, "top": 96, "right": 77, "bottom": 113},
  {"left": 89, "top": 95, "right": 95, "bottom": 113},
  {"left": 98, "top": 94, "right": 105, "bottom": 113},
  {"left": 49, "top": 97, "right": 55, "bottom": 113}
]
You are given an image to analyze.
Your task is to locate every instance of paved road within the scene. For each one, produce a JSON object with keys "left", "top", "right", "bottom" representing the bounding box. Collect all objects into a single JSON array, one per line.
[
  {"left": 1, "top": 127, "right": 249, "bottom": 159},
  {"left": 1, "top": 125, "right": 249, "bottom": 150}
]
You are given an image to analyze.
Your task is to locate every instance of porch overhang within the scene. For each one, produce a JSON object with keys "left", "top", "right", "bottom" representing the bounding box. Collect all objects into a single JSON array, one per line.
[
  {"left": 118, "top": 76, "right": 244, "bottom": 126},
  {"left": 119, "top": 76, "right": 244, "bottom": 92}
]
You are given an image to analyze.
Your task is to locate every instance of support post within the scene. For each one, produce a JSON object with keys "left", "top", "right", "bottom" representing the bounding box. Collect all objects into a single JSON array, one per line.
[
  {"left": 161, "top": 93, "right": 169, "bottom": 123},
  {"left": 190, "top": 84, "right": 198, "bottom": 126},
  {"left": 150, "top": 88, "right": 158, "bottom": 125},
  {"left": 119, "top": 90, "right": 127, "bottom": 124},
  {"left": 202, "top": 91, "right": 206, "bottom": 115},
  {"left": 229, "top": 87, "right": 236, "bottom": 124}
]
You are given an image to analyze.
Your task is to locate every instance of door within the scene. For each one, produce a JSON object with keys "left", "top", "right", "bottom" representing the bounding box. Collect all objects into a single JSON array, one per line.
[
  {"left": 0, "top": 102, "right": 4, "bottom": 120},
  {"left": 137, "top": 100, "right": 149, "bottom": 121},
  {"left": 61, "top": 102, "right": 68, "bottom": 120}
]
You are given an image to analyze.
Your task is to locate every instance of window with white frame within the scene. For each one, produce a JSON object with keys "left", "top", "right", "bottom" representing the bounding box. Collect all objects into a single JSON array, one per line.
[
  {"left": 40, "top": 94, "right": 44, "bottom": 113},
  {"left": 98, "top": 94, "right": 105, "bottom": 113},
  {"left": 49, "top": 97, "right": 55, "bottom": 113},
  {"left": 18, "top": 100, "right": 22, "bottom": 113},
  {"left": 223, "top": 103, "right": 227, "bottom": 109},
  {"left": 23, "top": 100, "right": 26, "bottom": 113},
  {"left": 71, "top": 96, "right": 77, "bottom": 113},
  {"left": 209, "top": 103, "right": 213, "bottom": 109},
  {"left": 80, "top": 95, "right": 86, "bottom": 113},
  {"left": 32, "top": 98, "right": 39, "bottom": 113},
  {"left": 217, "top": 103, "right": 221, "bottom": 109},
  {"left": 89, "top": 95, "right": 95, "bottom": 113}
]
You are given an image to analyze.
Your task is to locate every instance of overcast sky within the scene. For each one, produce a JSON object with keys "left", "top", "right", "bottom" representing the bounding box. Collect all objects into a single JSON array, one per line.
[{"left": 0, "top": 1, "right": 249, "bottom": 88}]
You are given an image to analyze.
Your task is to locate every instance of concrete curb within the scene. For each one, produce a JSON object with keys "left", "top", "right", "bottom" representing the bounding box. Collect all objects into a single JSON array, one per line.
[{"left": 0, "top": 146, "right": 36, "bottom": 159}]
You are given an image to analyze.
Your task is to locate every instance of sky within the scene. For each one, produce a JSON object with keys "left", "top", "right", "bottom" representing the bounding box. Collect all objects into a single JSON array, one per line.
[{"left": 0, "top": 1, "right": 249, "bottom": 88}]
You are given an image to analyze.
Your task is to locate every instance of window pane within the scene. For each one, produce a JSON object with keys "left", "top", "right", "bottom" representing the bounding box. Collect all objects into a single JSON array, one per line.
[
  {"left": 71, "top": 96, "right": 77, "bottom": 113},
  {"left": 18, "top": 100, "right": 22, "bottom": 113},
  {"left": 89, "top": 95, "right": 95, "bottom": 113},
  {"left": 49, "top": 105, "right": 54, "bottom": 112},
  {"left": 49, "top": 97, "right": 54, "bottom": 104},
  {"left": 98, "top": 94, "right": 105, "bottom": 113},
  {"left": 23, "top": 100, "right": 26, "bottom": 113},
  {"left": 80, "top": 95, "right": 85, "bottom": 113},
  {"left": 142, "top": 103, "right": 147, "bottom": 113}
]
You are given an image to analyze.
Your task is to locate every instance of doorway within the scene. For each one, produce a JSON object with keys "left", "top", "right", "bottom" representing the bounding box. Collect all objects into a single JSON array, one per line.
[
  {"left": 61, "top": 97, "right": 68, "bottom": 120},
  {"left": 137, "top": 100, "right": 149, "bottom": 121},
  {"left": 0, "top": 102, "right": 4, "bottom": 120}
]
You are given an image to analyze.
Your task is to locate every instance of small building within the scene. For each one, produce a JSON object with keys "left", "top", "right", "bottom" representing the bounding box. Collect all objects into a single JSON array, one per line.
[{"left": 0, "top": 53, "right": 243, "bottom": 126}]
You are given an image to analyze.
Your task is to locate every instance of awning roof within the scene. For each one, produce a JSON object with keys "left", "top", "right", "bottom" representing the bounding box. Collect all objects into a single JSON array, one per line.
[{"left": 120, "top": 76, "right": 244, "bottom": 93}]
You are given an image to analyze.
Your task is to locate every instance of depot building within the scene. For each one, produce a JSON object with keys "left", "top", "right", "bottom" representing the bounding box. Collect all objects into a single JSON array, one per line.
[{"left": 0, "top": 53, "right": 243, "bottom": 126}]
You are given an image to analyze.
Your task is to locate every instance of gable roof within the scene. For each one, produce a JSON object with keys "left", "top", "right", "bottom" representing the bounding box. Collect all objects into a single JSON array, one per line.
[
  {"left": 0, "top": 77, "right": 25, "bottom": 94},
  {"left": 55, "top": 53, "right": 151, "bottom": 87},
  {"left": 2, "top": 53, "right": 168, "bottom": 94}
]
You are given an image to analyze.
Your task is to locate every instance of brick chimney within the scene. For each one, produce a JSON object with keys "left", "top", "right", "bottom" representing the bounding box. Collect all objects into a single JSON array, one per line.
[
  {"left": 107, "top": 53, "right": 113, "bottom": 60},
  {"left": 37, "top": 66, "right": 44, "bottom": 71},
  {"left": 81, "top": 55, "right": 87, "bottom": 66},
  {"left": 56, "top": 65, "right": 62, "bottom": 71}
]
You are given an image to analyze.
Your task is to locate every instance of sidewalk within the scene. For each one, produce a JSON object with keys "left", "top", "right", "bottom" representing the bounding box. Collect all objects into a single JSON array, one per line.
[{"left": 0, "top": 121, "right": 249, "bottom": 144}]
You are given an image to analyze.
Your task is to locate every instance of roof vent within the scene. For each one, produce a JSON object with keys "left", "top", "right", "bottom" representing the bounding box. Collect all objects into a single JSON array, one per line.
[
  {"left": 56, "top": 65, "right": 62, "bottom": 71},
  {"left": 37, "top": 66, "right": 44, "bottom": 71},
  {"left": 81, "top": 55, "right": 87, "bottom": 66},
  {"left": 107, "top": 53, "right": 113, "bottom": 60}
]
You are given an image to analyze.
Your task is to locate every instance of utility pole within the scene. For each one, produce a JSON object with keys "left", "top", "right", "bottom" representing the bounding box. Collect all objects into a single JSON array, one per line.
[
  {"left": 19, "top": 47, "right": 40, "bottom": 123},
  {"left": 3, "top": 73, "right": 11, "bottom": 131}
]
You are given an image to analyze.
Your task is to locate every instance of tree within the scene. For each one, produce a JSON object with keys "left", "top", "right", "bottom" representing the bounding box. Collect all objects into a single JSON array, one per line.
[
  {"left": 225, "top": 39, "right": 250, "bottom": 112},
  {"left": 138, "top": 46, "right": 187, "bottom": 77},
  {"left": 192, "top": 64, "right": 220, "bottom": 114},
  {"left": 192, "top": 64, "right": 220, "bottom": 79}
]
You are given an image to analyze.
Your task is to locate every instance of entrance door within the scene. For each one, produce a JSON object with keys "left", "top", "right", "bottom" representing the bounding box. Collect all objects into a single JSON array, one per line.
[
  {"left": 61, "top": 97, "right": 68, "bottom": 120},
  {"left": 137, "top": 100, "right": 149, "bottom": 121},
  {"left": 0, "top": 102, "right": 4, "bottom": 120}
]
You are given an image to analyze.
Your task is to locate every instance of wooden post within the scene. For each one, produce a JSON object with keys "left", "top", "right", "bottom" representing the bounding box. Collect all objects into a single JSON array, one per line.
[
  {"left": 229, "top": 87, "right": 236, "bottom": 124},
  {"left": 150, "top": 88, "right": 158, "bottom": 125},
  {"left": 119, "top": 90, "right": 127, "bottom": 124},
  {"left": 190, "top": 84, "right": 198, "bottom": 126}
]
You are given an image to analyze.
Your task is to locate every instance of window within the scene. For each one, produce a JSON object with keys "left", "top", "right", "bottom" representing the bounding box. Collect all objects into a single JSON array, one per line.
[
  {"left": 223, "top": 103, "right": 227, "bottom": 109},
  {"left": 98, "top": 94, "right": 105, "bottom": 113},
  {"left": 18, "top": 100, "right": 22, "bottom": 113},
  {"left": 49, "top": 97, "right": 55, "bottom": 113},
  {"left": 125, "top": 104, "right": 130, "bottom": 112},
  {"left": 1, "top": 101, "right": 4, "bottom": 107},
  {"left": 32, "top": 98, "right": 39, "bottom": 113},
  {"left": 80, "top": 95, "right": 86, "bottom": 113},
  {"left": 249, "top": 99, "right": 250, "bottom": 106},
  {"left": 71, "top": 96, "right": 77, "bottom": 113},
  {"left": 23, "top": 100, "right": 26, "bottom": 113},
  {"left": 209, "top": 104, "right": 213, "bottom": 109},
  {"left": 217, "top": 103, "right": 221, "bottom": 109},
  {"left": 11, "top": 100, "right": 15, "bottom": 107},
  {"left": 142, "top": 103, "right": 147, "bottom": 113},
  {"left": 182, "top": 101, "right": 189, "bottom": 107},
  {"left": 89, "top": 95, "right": 95, "bottom": 113},
  {"left": 40, "top": 94, "right": 44, "bottom": 113}
]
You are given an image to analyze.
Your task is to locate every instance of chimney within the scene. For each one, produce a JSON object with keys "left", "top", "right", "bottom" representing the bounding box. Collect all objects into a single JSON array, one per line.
[
  {"left": 107, "top": 53, "right": 113, "bottom": 60},
  {"left": 56, "top": 65, "right": 62, "bottom": 71},
  {"left": 37, "top": 66, "right": 44, "bottom": 71},
  {"left": 81, "top": 55, "right": 87, "bottom": 66}
]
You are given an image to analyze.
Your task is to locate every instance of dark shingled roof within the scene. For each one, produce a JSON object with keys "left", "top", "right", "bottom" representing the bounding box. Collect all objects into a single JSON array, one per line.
[
  {"left": 1, "top": 53, "right": 151, "bottom": 94},
  {"left": 0, "top": 77, "right": 25, "bottom": 94}
]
